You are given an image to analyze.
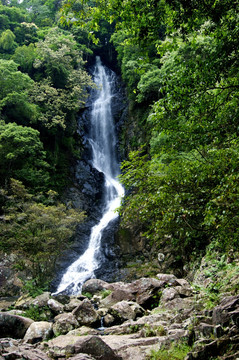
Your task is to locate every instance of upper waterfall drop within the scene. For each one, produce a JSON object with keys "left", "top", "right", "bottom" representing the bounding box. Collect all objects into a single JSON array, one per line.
[{"left": 54, "top": 57, "right": 124, "bottom": 295}]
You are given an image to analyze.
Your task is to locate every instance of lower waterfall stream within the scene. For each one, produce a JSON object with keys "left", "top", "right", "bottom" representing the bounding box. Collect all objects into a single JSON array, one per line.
[{"left": 54, "top": 57, "right": 124, "bottom": 295}]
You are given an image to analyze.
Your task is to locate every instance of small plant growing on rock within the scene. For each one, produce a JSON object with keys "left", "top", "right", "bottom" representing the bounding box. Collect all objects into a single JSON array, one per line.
[
  {"left": 22, "top": 279, "right": 46, "bottom": 298},
  {"left": 82, "top": 291, "right": 93, "bottom": 299},
  {"left": 142, "top": 324, "right": 166, "bottom": 337},
  {"left": 129, "top": 324, "right": 140, "bottom": 333},
  {"left": 100, "top": 289, "right": 112, "bottom": 299},
  {"left": 23, "top": 305, "right": 51, "bottom": 321},
  {"left": 148, "top": 342, "right": 191, "bottom": 360}
]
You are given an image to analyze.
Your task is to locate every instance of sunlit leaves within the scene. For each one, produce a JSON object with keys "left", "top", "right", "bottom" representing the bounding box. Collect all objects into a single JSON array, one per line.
[
  {"left": 0, "top": 121, "right": 49, "bottom": 189},
  {"left": 29, "top": 29, "right": 93, "bottom": 131},
  {"left": 0, "top": 29, "right": 16, "bottom": 51}
]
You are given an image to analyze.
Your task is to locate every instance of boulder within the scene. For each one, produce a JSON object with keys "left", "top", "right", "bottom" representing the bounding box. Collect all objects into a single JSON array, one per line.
[
  {"left": 72, "top": 298, "right": 99, "bottom": 326},
  {"left": 133, "top": 278, "right": 164, "bottom": 309},
  {"left": 175, "top": 286, "right": 193, "bottom": 298},
  {"left": 64, "top": 298, "right": 83, "bottom": 312},
  {"left": 161, "top": 288, "right": 180, "bottom": 303},
  {"left": 101, "top": 289, "right": 135, "bottom": 307},
  {"left": 0, "top": 313, "right": 34, "bottom": 338},
  {"left": 99, "top": 277, "right": 166, "bottom": 310},
  {"left": 23, "top": 321, "right": 53, "bottom": 343},
  {"left": 44, "top": 335, "right": 80, "bottom": 357},
  {"left": 104, "top": 313, "right": 115, "bottom": 327},
  {"left": 82, "top": 279, "right": 110, "bottom": 295},
  {"left": 156, "top": 274, "right": 177, "bottom": 284},
  {"left": 109, "top": 301, "right": 137, "bottom": 324},
  {"left": 0, "top": 253, "right": 23, "bottom": 297},
  {"left": 67, "top": 326, "right": 100, "bottom": 336},
  {"left": 162, "top": 297, "right": 194, "bottom": 311},
  {"left": 174, "top": 278, "right": 191, "bottom": 288},
  {"left": 109, "top": 301, "right": 145, "bottom": 324},
  {"left": 0, "top": 297, "right": 18, "bottom": 312},
  {"left": 46, "top": 334, "right": 121, "bottom": 360},
  {"left": 0, "top": 340, "right": 50, "bottom": 360},
  {"left": 47, "top": 298, "right": 64, "bottom": 314},
  {"left": 212, "top": 295, "right": 239, "bottom": 326},
  {"left": 53, "top": 313, "right": 78, "bottom": 336},
  {"left": 14, "top": 294, "right": 33, "bottom": 309},
  {"left": 99, "top": 334, "right": 168, "bottom": 360},
  {"left": 74, "top": 335, "right": 122, "bottom": 360},
  {"left": 14, "top": 292, "right": 51, "bottom": 310},
  {"left": 51, "top": 294, "right": 71, "bottom": 305},
  {"left": 196, "top": 322, "right": 215, "bottom": 337}
]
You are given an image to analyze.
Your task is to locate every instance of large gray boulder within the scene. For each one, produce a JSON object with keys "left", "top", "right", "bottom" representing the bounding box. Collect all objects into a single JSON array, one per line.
[
  {"left": 72, "top": 298, "right": 100, "bottom": 326},
  {"left": 0, "top": 313, "right": 34, "bottom": 338},
  {"left": 23, "top": 321, "right": 53, "bottom": 343},
  {"left": 133, "top": 278, "right": 164, "bottom": 309},
  {"left": 53, "top": 313, "right": 78, "bottom": 336},
  {"left": 64, "top": 298, "right": 83, "bottom": 312},
  {"left": 45, "top": 334, "right": 122, "bottom": 360},
  {"left": 47, "top": 298, "right": 64, "bottom": 314},
  {"left": 109, "top": 301, "right": 145, "bottom": 324},
  {"left": 100, "top": 289, "right": 135, "bottom": 307},
  {"left": 82, "top": 279, "right": 110, "bottom": 295}
]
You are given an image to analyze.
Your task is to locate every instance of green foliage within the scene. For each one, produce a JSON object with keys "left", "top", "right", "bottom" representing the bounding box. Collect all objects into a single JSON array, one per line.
[
  {"left": 0, "top": 29, "right": 16, "bottom": 51},
  {"left": 12, "top": 43, "right": 36, "bottom": 73},
  {"left": 118, "top": 1, "right": 239, "bottom": 263},
  {"left": 23, "top": 304, "right": 50, "bottom": 321},
  {"left": 129, "top": 324, "right": 140, "bottom": 333},
  {"left": 0, "top": 59, "right": 37, "bottom": 124},
  {"left": 13, "top": 22, "right": 38, "bottom": 46},
  {"left": 0, "top": 179, "right": 85, "bottom": 287},
  {"left": 0, "top": 121, "right": 49, "bottom": 189},
  {"left": 0, "top": 4, "right": 28, "bottom": 25},
  {"left": 194, "top": 246, "right": 239, "bottom": 308},
  {"left": 149, "top": 342, "right": 191, "bottom": 360},
  {"left": 30, "top": 29, "right": 93, "bottom": 132},
  {"left": 100, "top": 289, "right": 112, "bottom": 299},
  {"left": 0, "top": 59, "right": 33, "bottom": 102},
  {"left": 22, "top": 279, "right": 46, "bottom": 298},
  {"left": 17, "top": 0, "right": 55, "bottom": 27},
  {"left": 142, "top": 324, "right": 166, "bottom": 337},
  {"left": 136, "top": 67, "right": 161, "bottom": 103},
  {"left": 82, "top": 291, "right": 93, "bottom": 299},
  {"left": 0, "top": 21, "right": 94, "bottom": 193}
]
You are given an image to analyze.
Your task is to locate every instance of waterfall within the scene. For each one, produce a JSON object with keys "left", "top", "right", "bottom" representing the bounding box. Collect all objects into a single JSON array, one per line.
[{"left": 54, "top": 57, "right": 124, "bottom": 295}]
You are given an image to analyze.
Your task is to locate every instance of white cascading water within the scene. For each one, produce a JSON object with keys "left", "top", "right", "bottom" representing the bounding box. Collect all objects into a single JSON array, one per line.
[{"left": 54, "top": 57, "right": 124, "bottom": 295}]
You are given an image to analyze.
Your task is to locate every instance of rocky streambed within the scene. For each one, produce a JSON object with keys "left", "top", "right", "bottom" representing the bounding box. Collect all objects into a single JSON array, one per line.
[{"left": 1, "top": 273, "right": 239, "bottom": 360}]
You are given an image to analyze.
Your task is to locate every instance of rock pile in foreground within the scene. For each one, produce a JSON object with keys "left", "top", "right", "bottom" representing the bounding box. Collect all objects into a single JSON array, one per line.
[{"left": 0, "top": 274, "right": 239, "bottom": 360}]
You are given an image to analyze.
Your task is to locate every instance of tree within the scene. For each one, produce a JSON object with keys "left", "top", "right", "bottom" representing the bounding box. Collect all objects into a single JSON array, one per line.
[
  {"left": 30, "top": 29, "right": 94, "bottom": 132},
  {"left": 115, "top": 0, "right": 239, "bottom": 264},
  {"left": 34, "top": 28, "right": 86, "bottom": 87},
  {"left": 0, "top": 179, "right": 85, "bottom": 287},
  {"left": 12, "top": 43, "right": 36, "bottom": 74},
  {"left": 0, "top": 29, "right": 16, "bottom": 51},
  {"left": 0, "top": 59, "right": 37, "bottom": 124},
  {"left": 60, "top": 0, "right": 166, "bottom": 46},
  {"left": 0, "top": 121, "right": 49, "bottom": 189}
]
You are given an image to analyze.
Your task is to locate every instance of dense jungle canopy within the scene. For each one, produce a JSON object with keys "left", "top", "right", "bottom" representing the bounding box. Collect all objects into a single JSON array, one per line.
[{"left": 0, "top": 0, "right": 238, "bottom": 288}]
